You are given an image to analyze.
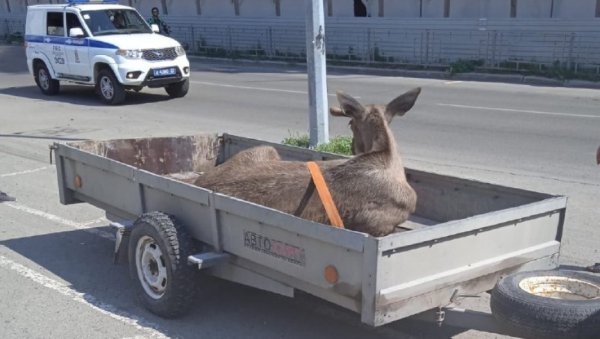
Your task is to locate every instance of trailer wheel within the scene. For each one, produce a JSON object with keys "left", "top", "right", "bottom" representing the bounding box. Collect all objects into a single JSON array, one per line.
[
  {"left": 128, "top": 211, "right": 198, "bottom": 318},
  {"left": 490, "top": 270, "right": 600, "bottom": 339}
]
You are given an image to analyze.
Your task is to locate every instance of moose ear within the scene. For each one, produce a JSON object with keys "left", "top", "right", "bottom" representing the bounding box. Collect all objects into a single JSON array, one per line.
[
  {"left": 329, "top": 106, "right": 346, "bottom": 117},
  {"left": 385, "top": 87, "right": 421, "bottom": 120},
  {"left": 336, "top": 91, "right": 364, "bottom": 118}
]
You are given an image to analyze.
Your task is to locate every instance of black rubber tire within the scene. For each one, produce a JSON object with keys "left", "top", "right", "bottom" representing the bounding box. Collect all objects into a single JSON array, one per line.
[
  {"left": 34, "top": 62, "right": 60, "bottom": 95},
  {"left": 490, "top": 270, "right": 600, "bottom": 339},
  {"left": 96, "top": 68, "right": 126, "bottom": 105},
  {"left": 165, "top": 78, "right": 189, "bottom": 98},
  {"left": 128, "top": 211, "right": 199, "bottom": 318}
]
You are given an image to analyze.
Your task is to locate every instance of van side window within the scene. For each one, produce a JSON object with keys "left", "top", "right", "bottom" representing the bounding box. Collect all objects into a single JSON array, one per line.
[
  {"left": 47, "top": 12, "right": 64, "bottom": 36},
  {"left": 66, "top": 12, "right": 86, "bottom": 37}
]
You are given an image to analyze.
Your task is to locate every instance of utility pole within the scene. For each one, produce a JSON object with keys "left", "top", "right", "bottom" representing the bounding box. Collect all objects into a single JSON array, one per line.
[{"left": 305, "top": 0, "right": 329, "bottom": 147}]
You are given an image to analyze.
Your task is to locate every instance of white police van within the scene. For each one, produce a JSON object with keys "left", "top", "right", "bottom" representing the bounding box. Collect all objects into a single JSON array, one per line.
[{"left": 25, "top": 0, "right": 190, "bottom": 105}]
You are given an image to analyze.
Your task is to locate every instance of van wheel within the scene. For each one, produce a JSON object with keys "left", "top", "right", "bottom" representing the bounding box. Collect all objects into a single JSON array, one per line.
[
  {"left": 96, "top": 69, "right": 126, "bottom": 105},
  {"left": 165, "top": 78, "right": 189, "bottom": 98},
  {"left": 34, "top": 63, "right": 59, "bottom": 95},
  {"left": 128, "top": 212, "right": 199, "bottom": 318},
  {"left": 490, "top": 270, "right": 600, "bottom": 339}
]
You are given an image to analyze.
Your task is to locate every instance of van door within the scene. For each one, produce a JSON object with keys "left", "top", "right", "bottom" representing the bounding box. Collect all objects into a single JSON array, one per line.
[
  {"left": 64, "top": 12, "right": 90, "bottom": 81},
  {"left": 45, "top": 11, "right": 70, "bottom": 77}
]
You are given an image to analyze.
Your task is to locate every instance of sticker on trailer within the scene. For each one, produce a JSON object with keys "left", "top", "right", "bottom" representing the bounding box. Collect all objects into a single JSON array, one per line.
[{"left": 244, "top": 230, "right": 306, "bottom": 266}]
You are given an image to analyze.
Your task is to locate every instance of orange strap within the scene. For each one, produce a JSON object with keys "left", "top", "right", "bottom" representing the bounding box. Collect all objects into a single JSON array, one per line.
[{"left": 306, "top": 161, "right": 345, "bottom": 229}]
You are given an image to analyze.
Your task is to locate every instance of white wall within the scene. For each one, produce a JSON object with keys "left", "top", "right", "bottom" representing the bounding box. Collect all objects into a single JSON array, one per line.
[
  {"left": 280, "top": 0, "right": 305, "bottom": 17},
  {"left": 331, "top": 0, "right": 354, "bottom": 17},
  {"left": 2, "top": 0, "right": 27, "bottom": 14},
  {"left": 163, "top": 0, "right": 196, "bottom": 16},
  {"left": 480, "top": 0, "right": 511, "bottom": 19},
  {"left": 517, "top": 0, "right": 551, "bottom": 18},
  {"left": 450, "top": 0, "right": 481, "bottom": 18},
  {"left": 384, "top": 0, "right": 421, "bottom": 18},
  {"left": 239, "top": 0, "right": 276, "bottom": 17},
  {"left": 4, "top": 0, "right": 600, "bottom": 19},
  {"left": 0, "top": 0, "right": 7, "bottom": 13},
  {"left": 422, "top": 0, "right": 444, "bottom": 18},
  {"left": 554, "top": 0, "right": 597, "bottom": 19},
  {"left": 198, "top": 0, "right": 235, "bottom": 17}
]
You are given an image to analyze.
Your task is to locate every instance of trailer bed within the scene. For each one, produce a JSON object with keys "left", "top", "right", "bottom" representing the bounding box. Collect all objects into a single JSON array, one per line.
[{"left": 53, "top": 133, "right": 566, "bottom": 326}]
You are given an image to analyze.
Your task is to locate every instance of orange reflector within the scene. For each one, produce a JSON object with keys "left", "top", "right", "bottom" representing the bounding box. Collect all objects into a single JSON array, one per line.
[
  {"left": 324, "top": 265, "right": 338, "bottom": 284},
  {"left": 74, "top": 175, "right": 82, "bottom": 188}
]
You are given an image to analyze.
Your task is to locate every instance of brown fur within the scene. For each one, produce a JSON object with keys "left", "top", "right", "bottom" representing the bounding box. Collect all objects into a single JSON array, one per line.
[
  {"left": 206, "top": 145, "right": 281, "bottom": 176},
  {"left": 194, "top": 88, "right": 421, "bottom": 237}
]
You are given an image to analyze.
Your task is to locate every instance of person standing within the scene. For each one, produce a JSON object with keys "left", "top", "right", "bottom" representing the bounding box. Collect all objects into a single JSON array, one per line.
[{"left": 147, "top": 7, "right": 170, "bottom": 35}]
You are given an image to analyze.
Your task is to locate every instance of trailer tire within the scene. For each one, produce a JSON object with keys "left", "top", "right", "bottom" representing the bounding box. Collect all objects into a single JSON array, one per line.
[
  {"left": 128, "top": 211, "right": 199, "bottom": 318},
  {"left": 490, "top": 270, "right": 600, "bottom": 339}
]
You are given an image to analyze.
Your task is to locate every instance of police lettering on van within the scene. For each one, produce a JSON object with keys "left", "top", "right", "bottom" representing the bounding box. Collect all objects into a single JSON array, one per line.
[{"left": 25, "top": 0, "right": 190, "bottom": 105}]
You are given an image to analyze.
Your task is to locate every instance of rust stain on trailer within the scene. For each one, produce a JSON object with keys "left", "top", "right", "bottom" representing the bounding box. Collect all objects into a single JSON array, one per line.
[{"left": 72, "top": 134, "right": 219, "bottom": 175}]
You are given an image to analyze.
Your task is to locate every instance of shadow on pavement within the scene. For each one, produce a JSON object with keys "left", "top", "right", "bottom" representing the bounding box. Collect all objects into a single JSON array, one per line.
[
  {"left": 0, "top": 44, "right": 28, "bottom": 74},
  {"left": 0, "top": 227, "right": 471, "bottom": 338},
  {"left": 0, "top": 85, "right": 173, "bottom": 106}
]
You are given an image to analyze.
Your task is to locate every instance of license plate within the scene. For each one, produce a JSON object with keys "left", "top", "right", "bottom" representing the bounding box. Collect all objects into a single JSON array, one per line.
[{"left": 153, "top": 67, "right": 176, "bottom": 77}]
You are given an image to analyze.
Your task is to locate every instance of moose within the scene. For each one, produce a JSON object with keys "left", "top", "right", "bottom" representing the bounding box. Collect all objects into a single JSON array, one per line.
[{"left": 194, "top": 88, "right": 421, "bottom": 237}]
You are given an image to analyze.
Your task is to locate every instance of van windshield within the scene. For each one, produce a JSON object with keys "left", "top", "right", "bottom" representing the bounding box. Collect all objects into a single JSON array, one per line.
[{"left": 81, "top": 9, "right": 152, "bottom": 36}]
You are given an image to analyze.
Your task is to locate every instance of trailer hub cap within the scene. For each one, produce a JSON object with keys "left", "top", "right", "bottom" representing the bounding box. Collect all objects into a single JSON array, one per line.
[
  {"left": 519, "top": 276, "right": 600, "bottom": 300},
  {"left": 136, "top": 236, "right": 168, "bottom": 299}
]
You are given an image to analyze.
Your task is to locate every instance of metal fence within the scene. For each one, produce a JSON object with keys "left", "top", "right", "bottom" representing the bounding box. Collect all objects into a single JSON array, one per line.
[
  {"left": 4, "top": 16, "right": 600, "bottom": 75},
  {"left": 169, "top": 18, "right": 600, "bottom": 75},
  {"left": 2, "top": 17, "right": 23, "bottom": 40}
]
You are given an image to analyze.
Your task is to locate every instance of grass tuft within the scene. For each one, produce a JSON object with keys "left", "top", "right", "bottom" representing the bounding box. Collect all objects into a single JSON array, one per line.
[{"left": 282, "top": 134, "right": 353, "bottom": 156}]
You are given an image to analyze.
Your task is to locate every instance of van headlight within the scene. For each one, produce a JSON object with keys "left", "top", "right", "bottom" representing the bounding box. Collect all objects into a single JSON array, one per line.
[
  {"left": 175, "top": 45, "right": 186, "bottom": 56},
  {"left": 116, "top": 49, "right": 143, "bottom": 59}
]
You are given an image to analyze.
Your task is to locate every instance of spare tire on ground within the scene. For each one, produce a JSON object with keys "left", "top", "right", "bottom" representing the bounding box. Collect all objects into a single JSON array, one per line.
[{"left": 490, "top": 269, "right": 600, "bottom": 339}]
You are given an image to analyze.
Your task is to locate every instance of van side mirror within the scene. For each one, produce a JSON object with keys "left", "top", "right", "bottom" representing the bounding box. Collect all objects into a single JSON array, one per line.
[
  {"left": 151, "top": 24, "right": 160, "bottom": 33},
  {"left": 69, "top": 27, "right": 85, "bottom": 38}
]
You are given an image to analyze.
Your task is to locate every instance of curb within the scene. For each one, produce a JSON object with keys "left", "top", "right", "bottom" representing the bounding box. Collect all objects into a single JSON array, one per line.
[
  {"left": 564, "top": 79, "right": 600, "bottom": 89},
  {"left": 189, "top": 55, "right": 600, "bottom": 90},
  {"left": 522, "top": 76, "right": 564, "bottom": 87},
  {"left": 4, "top": 44, "right": 599, "bottom": 90},
  {"left": 451, "top": 72, "right": 524, "bottom": 83}
]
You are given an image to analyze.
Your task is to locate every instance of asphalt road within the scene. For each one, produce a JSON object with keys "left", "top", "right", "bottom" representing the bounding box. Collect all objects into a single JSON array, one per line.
[{"left": 1, "top": 44, "right": 599, "bottom": 338}]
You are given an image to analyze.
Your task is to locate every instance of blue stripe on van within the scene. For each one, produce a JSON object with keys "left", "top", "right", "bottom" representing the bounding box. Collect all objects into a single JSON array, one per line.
[{"left": 25, "top": 35, "right": 117, "bottom": 49}]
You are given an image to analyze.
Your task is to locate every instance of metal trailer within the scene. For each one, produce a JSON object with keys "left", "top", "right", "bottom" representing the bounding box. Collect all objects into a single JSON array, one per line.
[{"left": 51, "top": 133, "right": 568, "bottom": 331}]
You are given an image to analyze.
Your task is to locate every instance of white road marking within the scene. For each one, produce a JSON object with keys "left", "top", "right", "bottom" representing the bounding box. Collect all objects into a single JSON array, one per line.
[
  {"left": 4, "top": 202, "right": 113, "bottom": 240},
  {"left": 192, "top": 80, "right": 340, "bottom": 97},
  {"left": 0, "top": 166, "right": 49, "bottom": 177},
  {"left": 437, "top": 103, "right": 599, "bottom": 119},
  {"left": 0, "top": 255, "right": 168, "bottom": 339},
  {"left": 444, "top": 81, "right": 463, "bottom": 85}
]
